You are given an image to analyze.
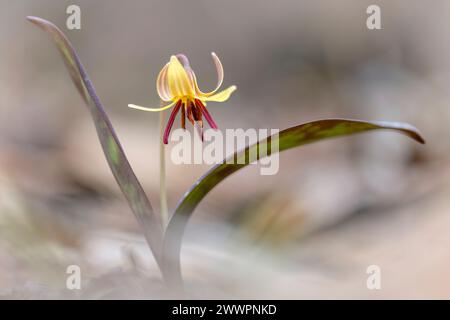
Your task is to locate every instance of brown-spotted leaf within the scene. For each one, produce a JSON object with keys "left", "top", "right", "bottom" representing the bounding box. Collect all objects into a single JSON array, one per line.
[
  {"left": 27, "top": 16, "right": 163, "bottom": 268},
  {"left": 162, "top": 118, "right": 425, "bottom": 285}
]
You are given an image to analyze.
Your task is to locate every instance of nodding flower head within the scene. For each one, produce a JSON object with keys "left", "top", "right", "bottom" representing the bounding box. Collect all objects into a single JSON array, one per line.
[{"left": 128, "top": 53, "right": 237, "bottom": 144}]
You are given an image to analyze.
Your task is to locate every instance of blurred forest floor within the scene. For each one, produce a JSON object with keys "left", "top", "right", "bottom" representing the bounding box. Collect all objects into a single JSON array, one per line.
[{"left": 1, "top": 0, "right": 450, "bottom": 298}]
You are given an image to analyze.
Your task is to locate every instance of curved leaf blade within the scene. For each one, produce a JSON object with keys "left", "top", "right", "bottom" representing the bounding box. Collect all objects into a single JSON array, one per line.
[
  {"left": 163, "top": 118, "right": 425, "bottom": 283},
  {"left": 27, "top": 17, "right": 164, "bottom": 267}
]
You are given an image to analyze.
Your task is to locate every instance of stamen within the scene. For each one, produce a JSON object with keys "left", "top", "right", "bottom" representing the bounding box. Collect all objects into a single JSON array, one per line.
[
  {"left": 186, "top": 100, "right": 196, "bottom": 126},
  {"left": 163, "top": 100, "right": 182, "bottom": 144},
  {"left": 181, "top": 103, "right": 186, "bottom": 130},
  {"left": 194, "top": 109, "right": 204, "bottom": 141},
  {"left": 192, "top": 102, "right": 202, "bottom": 122},
  {"left": 194, "top": 122, "right": 204, "bottom": 142},
  {"left": 196, "top": 99, "right": 218, "bottom": 130}
]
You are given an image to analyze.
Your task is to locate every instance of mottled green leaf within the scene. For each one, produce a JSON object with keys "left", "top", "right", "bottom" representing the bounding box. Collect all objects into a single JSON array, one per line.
[
  {"left": 163, "top": 118, "right": 425, "bottom": 284},
  {"left": 27, "top": 17, "right": 163, "bottom": 268}
]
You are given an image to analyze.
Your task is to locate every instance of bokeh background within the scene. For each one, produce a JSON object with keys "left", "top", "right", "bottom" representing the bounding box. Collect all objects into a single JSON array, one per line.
[{"left": 1, "top": 0, "right": 449, "bottom": 298}]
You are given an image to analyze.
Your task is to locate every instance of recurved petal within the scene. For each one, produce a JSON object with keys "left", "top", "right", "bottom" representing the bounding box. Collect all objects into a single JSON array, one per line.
[
  {"left": 192, "top": 52, "right": 225, "bottom": 98},
  {"left": 156, "top": 63, "right": 172, "bottom": 101},
  {"left": 203, "top": 85, "right": 237, "bottom": 102},
  {"left": 211, "top": 52, "right": 224, "bottom": 90},
  {"left": 128, "top": 100, "right": 177, "bottom": 112},
  {"left": 167, "top": 55, "right": 194, "bottom": 97}
]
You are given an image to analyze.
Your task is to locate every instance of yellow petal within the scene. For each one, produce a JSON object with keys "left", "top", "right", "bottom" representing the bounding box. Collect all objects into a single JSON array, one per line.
[
  {"left": 192, "top": 52, "right": 224, "bottom": 98},
  {"left": 156, "top": 63, "right": 172, "bottom": 101},
  {"left": 128, "top": 100, "right": 177, "bottom": 112},
  {"left": 204, "top": 85, "right": 237, "bottom": 102},
  {"left": 167, "top": 56, "right": 194, "bottom": 97}
]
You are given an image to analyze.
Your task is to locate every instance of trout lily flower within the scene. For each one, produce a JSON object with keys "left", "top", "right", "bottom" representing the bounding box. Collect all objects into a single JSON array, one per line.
[{"left": 128, "top": 53, "right": 236, "bottom": 144}]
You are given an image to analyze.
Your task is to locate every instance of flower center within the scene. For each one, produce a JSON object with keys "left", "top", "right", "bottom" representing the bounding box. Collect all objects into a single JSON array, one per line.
[{"left": 163, "top": 98, "right": 218, "bottom": 144}]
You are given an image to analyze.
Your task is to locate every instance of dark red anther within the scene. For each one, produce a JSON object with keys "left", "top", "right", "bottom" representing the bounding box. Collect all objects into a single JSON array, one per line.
[{"left": 185, "top": 100, "right": 196, "bottom": 126}]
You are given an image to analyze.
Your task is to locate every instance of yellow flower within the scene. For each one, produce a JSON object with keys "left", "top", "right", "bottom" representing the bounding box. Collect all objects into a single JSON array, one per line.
[{"left": 128, "top": 53, "right": 236, "bottom": 144}]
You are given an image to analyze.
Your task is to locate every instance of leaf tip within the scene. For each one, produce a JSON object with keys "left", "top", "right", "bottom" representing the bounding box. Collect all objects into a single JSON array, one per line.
[
  {"left": 26, "top": 16, "right": 57, "bottom": 31},
  {"left": 401, "top": 124, "right": 426, "bottom": 144},
  {"left": 26, "top": 16, "right": 42, "bottom": 25},
  {"left": 370, "top": 120, "right": 425, "bottom": 145},
  {"left": 415, "top": 133, "right": 426, "bottom": 144}
]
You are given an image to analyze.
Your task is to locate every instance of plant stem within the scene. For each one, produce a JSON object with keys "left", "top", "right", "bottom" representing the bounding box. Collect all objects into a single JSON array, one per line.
[{"left": 159, "top": 109, "right": 169, "bottom": 229}]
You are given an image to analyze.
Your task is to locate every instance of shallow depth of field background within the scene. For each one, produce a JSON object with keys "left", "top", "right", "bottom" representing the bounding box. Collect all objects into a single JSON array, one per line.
[{"left": 1, "top": 0, "right": 449, "bottom": 298}]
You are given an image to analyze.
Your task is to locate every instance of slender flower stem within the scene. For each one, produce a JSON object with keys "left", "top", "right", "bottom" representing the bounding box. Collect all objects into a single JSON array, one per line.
[
  {"left": 159, "top": 107, "right": 169, "bottom": 229},
  {"left": 159, "top": 102, "right": 184, "bottom": 293}
]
